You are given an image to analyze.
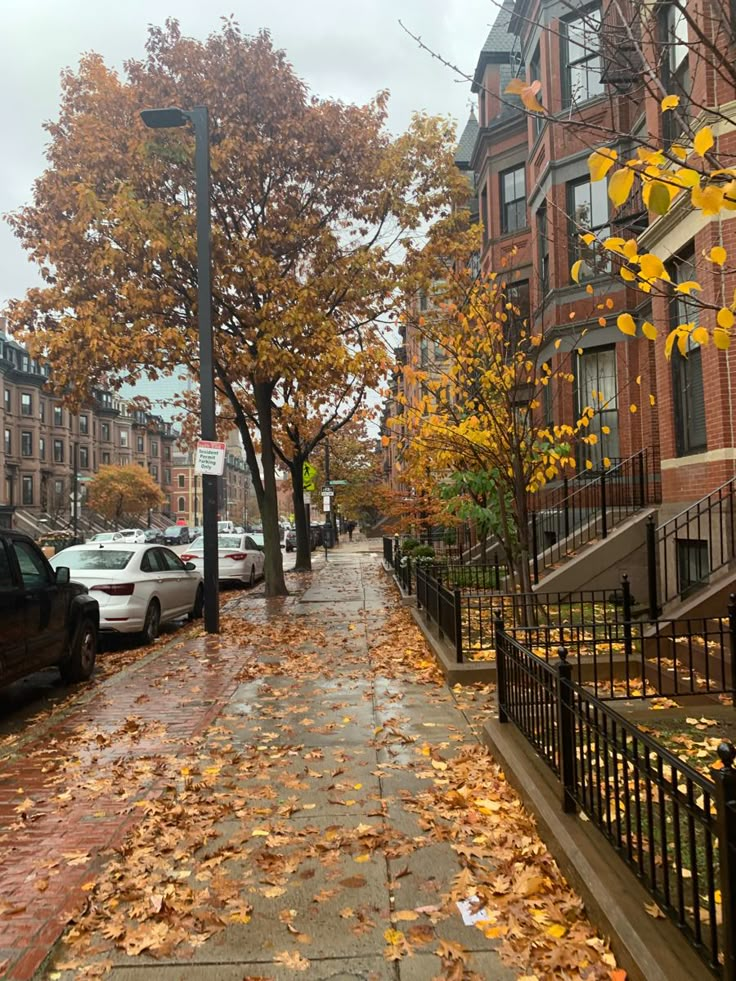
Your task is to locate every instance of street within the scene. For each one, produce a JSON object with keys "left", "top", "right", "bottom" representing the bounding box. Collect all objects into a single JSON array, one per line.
[{"left": 0, "top": 542, "right": 616, "bottom": 980}]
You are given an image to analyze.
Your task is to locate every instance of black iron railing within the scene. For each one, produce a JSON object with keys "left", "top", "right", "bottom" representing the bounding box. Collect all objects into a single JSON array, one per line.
[
  {"left": 647, "top": 476, "right": 736, "bottom": 616},
  {"left": 495, "top": 630, "right": 736, "bottom": 978},
  {"left": 427, "top": 559, "right": 508, "bottom": 592},
  {"left": 459, "top": 586, "right": 625, "bottom": 659},
  {"left": 495, "top": 619, "right": 561, "bottom": 774},
  {"left": 383, "top": 536, "right": 393, "bottom": 565},
  {"left": 415, "top": 563, "right": 462, "bottom": 661},
  {"left": 531, "top": 449, "right": 653, "bottom": 584},
  {"left": 390, "top": 539, "right": 412, "bottom": 595}
]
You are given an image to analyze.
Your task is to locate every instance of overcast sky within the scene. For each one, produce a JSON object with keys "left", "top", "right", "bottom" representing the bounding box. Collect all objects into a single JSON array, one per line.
[{"left": 0, "top": 0, "right": 493, "bottom": 307}]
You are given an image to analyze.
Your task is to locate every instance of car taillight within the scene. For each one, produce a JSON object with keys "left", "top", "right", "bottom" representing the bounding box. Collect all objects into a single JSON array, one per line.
[
  {"left": 224, "top": 552, "right": 248, "bottom": 560},
  {"left": 180, "top": 553, "right": 196, "bottom": 561},
  {"left": 91, "top": 583, "right": 136, "bottom": 596}
]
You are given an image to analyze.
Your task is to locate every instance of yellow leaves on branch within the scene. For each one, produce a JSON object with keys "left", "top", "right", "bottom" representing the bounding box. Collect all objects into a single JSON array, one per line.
[
  {"left": 504, "top": 78, "right": 545, "bottom": 114},
  {"left": 608, "top": 167, "right": 634, "bottom": 207},
  {"left": 694, "top": 126, "right": 714, "bottom": 158},
  {"left": 588, "top": 147, "right": 617, "bottom": 182},
  {"left": 661, "top": 94, "right": 680, "bottom": 111}
]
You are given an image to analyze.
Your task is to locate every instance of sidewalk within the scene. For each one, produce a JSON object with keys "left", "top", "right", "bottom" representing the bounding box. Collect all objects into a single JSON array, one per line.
[{"left": 1, "top": 547, "right": 617, "bottom": 980}]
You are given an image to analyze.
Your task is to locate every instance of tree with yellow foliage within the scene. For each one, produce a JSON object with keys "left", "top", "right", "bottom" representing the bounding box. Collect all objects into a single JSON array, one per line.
[{"left": 390, "top": 275, "right": 596, "bottom": 594}]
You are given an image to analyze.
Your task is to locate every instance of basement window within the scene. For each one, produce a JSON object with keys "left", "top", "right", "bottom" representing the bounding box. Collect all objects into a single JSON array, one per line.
[{"left": 676, "top": 538, "right": 709, "bottom": 596}]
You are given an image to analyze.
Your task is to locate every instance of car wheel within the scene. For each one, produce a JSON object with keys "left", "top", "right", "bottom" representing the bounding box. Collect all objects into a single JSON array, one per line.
[
  {"left": 188, "top": 585, "right": 204, "bottom": 621},
  {"left": 141, "top": 600, "right": 161, "bottom": 645},
  {"left": 60, "top": 617, "right": 97, "bottom": 683},
  {"left": 249, "top": 565, "right": 256, "bottom": 587}
]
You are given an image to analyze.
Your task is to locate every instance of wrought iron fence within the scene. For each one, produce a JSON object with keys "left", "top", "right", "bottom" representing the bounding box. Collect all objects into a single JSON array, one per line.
[
  {"left": 415, "top": 563, "right": 462, "bottom": 661},
  {"left": 458, "top": 586, "right": 626, "bottom": 660},
  {"left": 647, "top": 476, "right": 736, "bottom": 616},
  {"left": 382, "top": 536, "right": 393, "bottom": 566},
  {"left": 428, "top": 559, "right": 508, "bottom": 592},
  {"left": 495, "top": 628, "right": 736, "bottom": 978},
  {"left": 531, "top": 449, "right": 653, "bottom": 584},
  {"left": 497, "top": 591, "right": 735, "bottom": 702}
]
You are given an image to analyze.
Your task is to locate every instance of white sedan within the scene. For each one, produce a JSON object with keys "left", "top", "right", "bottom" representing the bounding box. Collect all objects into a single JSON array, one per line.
[
  {"left": 180, "top": 534, "right": 265, "bottom": 587},
  {"left": 117, "top": 528, "right": 147, "bottom": 544},
  {"left": 50, "top": 543, "right": 204, "bottom": 644}
]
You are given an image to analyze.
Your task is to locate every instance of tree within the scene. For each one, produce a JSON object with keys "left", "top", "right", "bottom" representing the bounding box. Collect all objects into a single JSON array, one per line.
[
  {"left": 389, "top": 273, "right": 599, "bottom": 595},
  {"left": 87, "top": 465, "right": 164, "bottom": 527},
  {"left": 7, "top": 19, "right": 473, "bottom": 596}
]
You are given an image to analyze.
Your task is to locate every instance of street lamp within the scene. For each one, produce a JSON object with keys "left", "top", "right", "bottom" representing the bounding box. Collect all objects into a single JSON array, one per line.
[{"left": 140, "top": 106, "right": 219, "bottom": 633}]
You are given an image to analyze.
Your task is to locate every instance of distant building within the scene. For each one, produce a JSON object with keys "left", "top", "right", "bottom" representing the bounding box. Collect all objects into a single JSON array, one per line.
[
  {"left": 170, "top": 429, "right": 253, "bottom": 528},
  {"left": 0, "top": 321, "right": 176, "bottom": 531}
]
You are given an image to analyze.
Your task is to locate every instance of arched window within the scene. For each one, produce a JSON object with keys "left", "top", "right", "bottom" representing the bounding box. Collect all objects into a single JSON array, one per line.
[{"left": 178, "top": 496, "right": 186, "bottom": 512}]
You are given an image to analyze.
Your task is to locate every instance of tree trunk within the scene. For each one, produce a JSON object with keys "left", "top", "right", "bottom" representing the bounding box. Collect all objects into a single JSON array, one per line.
[
  {"left": 290, "top": 459, "right": 312, "bottom": 571},
  {"left": 254, "top": 382, "right": 288, "bottom": 596}
]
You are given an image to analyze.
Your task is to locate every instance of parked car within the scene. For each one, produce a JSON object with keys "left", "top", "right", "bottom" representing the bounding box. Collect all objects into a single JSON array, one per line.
[
  {"left": 191, "top": 526, "right": 203, "bottom": 541},
  {"left": 0, "top": 530, "right": 99, "bottom": 688},
  {"left": 89, "top": 532, "right": 123, "bottom": 543},
  {"left": 310, "top": 524, "right": 324, "bottom": 549},
  {"left": 50, "top": 543, "right": 203, "bottom": 644},
  {"left": 181, "top": 534, "right": 265, "bottom": 587},
  {"left": 163, "top": 525, "right": 191, "bottom": 545},
  {"left": 117, "top": 528, "right": 146, "bottom": 544},
  {"left": 284, "top": 527, "right": 297, "bottom": 552},
  {"left": 217, "top": 520, "right": 235, "bottom": 534},
  {"left": 143, "top": 528, "right": 164, "bottom": 544}
]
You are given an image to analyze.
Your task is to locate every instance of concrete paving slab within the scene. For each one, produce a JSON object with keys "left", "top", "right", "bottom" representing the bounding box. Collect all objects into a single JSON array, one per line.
[
  {"left": 104, "top": 955, "right": 395, "bottom": 980},
  {"left": 399, "top": 949, "right": 516, "bottom": 979}
]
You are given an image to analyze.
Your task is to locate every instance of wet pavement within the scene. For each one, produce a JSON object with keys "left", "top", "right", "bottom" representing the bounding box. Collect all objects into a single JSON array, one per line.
[{"left": 0, "top": 540, "right": 614, "bottom": 980}]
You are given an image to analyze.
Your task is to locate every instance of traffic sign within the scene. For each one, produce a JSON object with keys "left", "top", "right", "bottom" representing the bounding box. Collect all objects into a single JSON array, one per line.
[
  {"left": 321, "top": 486, "right": 335, "bottom": 496},
  {"left": 322, "top": 494, "right": 332, "bottom": 512},
  {"left": 303, "top": 461, "right": 317, "bottom": 492},
  {"left": 329, "top": 480, "right": 348, "bottom": 486},
  {"left": 194, "top": 440, "right": 226, "bottom": 476}
]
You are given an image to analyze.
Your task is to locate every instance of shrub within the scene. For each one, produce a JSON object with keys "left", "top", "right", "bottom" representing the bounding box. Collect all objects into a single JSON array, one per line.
[
  {"left": 400, "top": 537, "right": 421, "bottom": 555},
  {"left": 409, "top": 544, "right": 435, "bottom": 561}
]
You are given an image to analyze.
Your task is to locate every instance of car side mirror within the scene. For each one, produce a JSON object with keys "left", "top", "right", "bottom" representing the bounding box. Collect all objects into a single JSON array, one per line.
[
  {"left": 184, "top": 561, "right": 196, "bottom": 570},
  {"left": 55, "top": 567, "right": 70, "bottom": 585}
]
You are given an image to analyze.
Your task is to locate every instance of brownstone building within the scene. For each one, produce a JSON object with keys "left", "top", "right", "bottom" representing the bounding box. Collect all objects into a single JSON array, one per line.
[{"left": 0, "top": 322, "right": 176, "bottom": 532}]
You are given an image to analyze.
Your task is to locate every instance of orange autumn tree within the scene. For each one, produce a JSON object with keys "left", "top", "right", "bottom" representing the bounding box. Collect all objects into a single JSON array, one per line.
[
  {"left": 7, "top": 20, "right": 473, "bottom": 596},
  {"left": 86, "top": 465, "right": 164, "bottom": 528}
]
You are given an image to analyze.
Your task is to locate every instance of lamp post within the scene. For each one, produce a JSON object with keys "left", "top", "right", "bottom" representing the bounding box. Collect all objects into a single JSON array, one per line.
[{"left": 140, "top": 105, "right": 219, "bottom": 633}]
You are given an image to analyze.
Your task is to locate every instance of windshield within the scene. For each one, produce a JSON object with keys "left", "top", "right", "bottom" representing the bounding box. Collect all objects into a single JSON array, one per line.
[
  {"left": 164, "top": 527, "right": 181, "bottom": 535},
  {"left": 218, "top": 535, "right": 242, "bottom": 548},
  {"left": 51, "top": 549, "right": 134, "bottom": 570}
]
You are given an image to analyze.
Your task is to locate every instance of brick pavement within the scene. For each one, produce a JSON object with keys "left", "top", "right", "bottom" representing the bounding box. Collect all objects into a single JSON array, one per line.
[{"left": 0, "top": 590, "right": 297, "bottom": 981}]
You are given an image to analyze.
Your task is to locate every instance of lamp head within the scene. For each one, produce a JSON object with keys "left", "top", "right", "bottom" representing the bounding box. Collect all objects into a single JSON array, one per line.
[{"left": 140, "top": 107, "right": 190, "bottom": 129}]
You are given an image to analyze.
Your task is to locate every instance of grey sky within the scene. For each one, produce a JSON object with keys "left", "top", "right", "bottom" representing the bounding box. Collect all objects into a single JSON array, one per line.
[{"left": 1, "top": 0, "right": 491, "bottom": 307}]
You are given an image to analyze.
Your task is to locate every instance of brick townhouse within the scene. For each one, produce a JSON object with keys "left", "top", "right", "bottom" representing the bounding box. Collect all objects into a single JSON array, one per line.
[
  {"left": 0, "top": 321, "right": 176, "bottom": 530},
  {"left": 385, "top": 0, "right": 736, "bottom": 605}
]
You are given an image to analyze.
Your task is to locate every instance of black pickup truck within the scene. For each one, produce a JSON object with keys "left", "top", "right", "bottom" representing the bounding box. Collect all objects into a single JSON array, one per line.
[{"left": 0, "top": 530, "right": 99, "bottom": 688}]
